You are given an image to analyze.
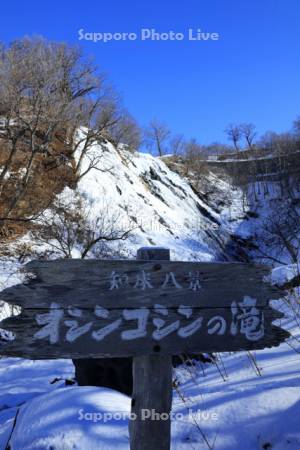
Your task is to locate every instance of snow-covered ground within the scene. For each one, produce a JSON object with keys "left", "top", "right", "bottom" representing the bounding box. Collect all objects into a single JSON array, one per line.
[{"left": 0, "top": 142, "right": 299, "bottom": 449}]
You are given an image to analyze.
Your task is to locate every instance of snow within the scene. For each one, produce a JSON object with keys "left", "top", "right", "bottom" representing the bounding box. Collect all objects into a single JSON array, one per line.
[
  {"left": 271, "top": 264, "right": 300, "bottom": 286},
  {"left": 0, "top": 138, "right": 299, "bottom": 449},
  {"left": 9, "top": 386, "right": 131, "bottom": 450},
  {"left": 0, "top": 258, "right": 26, "bottom": 324},
  {"left": 71, "top": 136, "right": 231, "bottom": 262}
]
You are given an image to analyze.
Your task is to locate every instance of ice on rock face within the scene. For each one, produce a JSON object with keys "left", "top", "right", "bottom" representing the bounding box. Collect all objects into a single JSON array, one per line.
[{"left": 69, "top": 137, "right": 235, "bottom": 262}]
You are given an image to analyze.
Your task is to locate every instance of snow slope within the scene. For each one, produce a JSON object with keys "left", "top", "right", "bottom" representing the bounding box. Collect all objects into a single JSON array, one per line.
[
  {"left": 0, "top": 141, "right": 299, "bottom": 449},
  {"left": 72, "top": 140, "right": 243, "bottom": 262}
]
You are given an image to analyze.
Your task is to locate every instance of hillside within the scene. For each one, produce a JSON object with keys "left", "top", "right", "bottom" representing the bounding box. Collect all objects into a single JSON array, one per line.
[
  {"left": 71, "top": 140, "right": 249, "bottom": 262},
  {"left": 0, "top": 140, "right": 299, "bottom": 450}
]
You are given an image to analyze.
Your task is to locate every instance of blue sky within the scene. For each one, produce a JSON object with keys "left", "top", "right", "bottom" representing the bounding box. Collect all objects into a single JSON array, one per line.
[{"left": 1, "top": 0, "right": 300, "bottom": 144}]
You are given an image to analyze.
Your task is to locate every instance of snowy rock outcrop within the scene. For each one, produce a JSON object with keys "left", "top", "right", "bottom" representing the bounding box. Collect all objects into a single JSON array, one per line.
[{"left": 73, "top": 141, "right": 244, "bottom": 261}]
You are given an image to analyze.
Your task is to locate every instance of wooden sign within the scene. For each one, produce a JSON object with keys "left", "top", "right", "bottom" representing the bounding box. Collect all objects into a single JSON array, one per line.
[
  {"left": 0, "top": 247, "right": 290, "bottom": 450},
  {"left": 0, "top": 256, "right": 288, "bottom": 359}
]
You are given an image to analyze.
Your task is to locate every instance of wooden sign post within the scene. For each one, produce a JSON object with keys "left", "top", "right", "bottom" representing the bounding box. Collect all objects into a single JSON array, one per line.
[
  {"left": 130, "top": 247, "right": 173, "bottom": 450},
  {"left": 0, "top": 247, "right": 289, "bottom": 450}
]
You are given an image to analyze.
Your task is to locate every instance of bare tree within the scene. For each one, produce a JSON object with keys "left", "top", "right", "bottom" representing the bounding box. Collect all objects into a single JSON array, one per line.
[
  {"left": 108, "top": 110, "right": 141, "bottom": 152},
  {"left": 68, "top": 100, "right": 141, "bottom": 179},
  {"left": 225, "top": 124, "right": 242, "bottom": 151},
  {"left": 258, "top": 201, "right": 300, "bottom": 265},
  {"left": 0, "top": 37, "right": 135, "bottom": 223},
  {"left": 258, "top": 131, "right": 298, "bottom": 156},
  {"left": 241, "top": 123, "right": 256, "bottom": 150},
  {"left": 205, "top": 142, "right": 232, "bottom": 158},
  {"left": 33, "top": 193, "right": 136, "bottom": 259},
  {"left": 144, "top": 119, "right": 171, "bottom": 156},
  {"left": 293, "top": 117, "right": 300, "bottom": 135},
  {"left": 0, "top": 37, "right": 102, "bottom": 216},
  {"left": 67, "top": 96, "right": 119, "bottom": 180},
  {"left": 183, "top": 139, "right": 208, "bottom": 189},
  {"left": 169, "top": 134, "right": 186, "bottom": 156}
]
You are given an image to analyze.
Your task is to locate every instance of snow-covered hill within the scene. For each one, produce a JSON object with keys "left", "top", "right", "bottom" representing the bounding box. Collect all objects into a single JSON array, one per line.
[
  {"left": 70, "top": 140, "right": 247, "bottom": 262},
  {"left": 0, "top": 140, "right": 299, "bottom": 450}
]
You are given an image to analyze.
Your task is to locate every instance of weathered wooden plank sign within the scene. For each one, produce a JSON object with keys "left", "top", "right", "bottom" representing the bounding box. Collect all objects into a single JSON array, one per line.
[
  {"left": 0, "top": 254, "right": 289, "bottom": 359},
  {"left": 0, "top": 247, "right": 290, "bottom": 450}
]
